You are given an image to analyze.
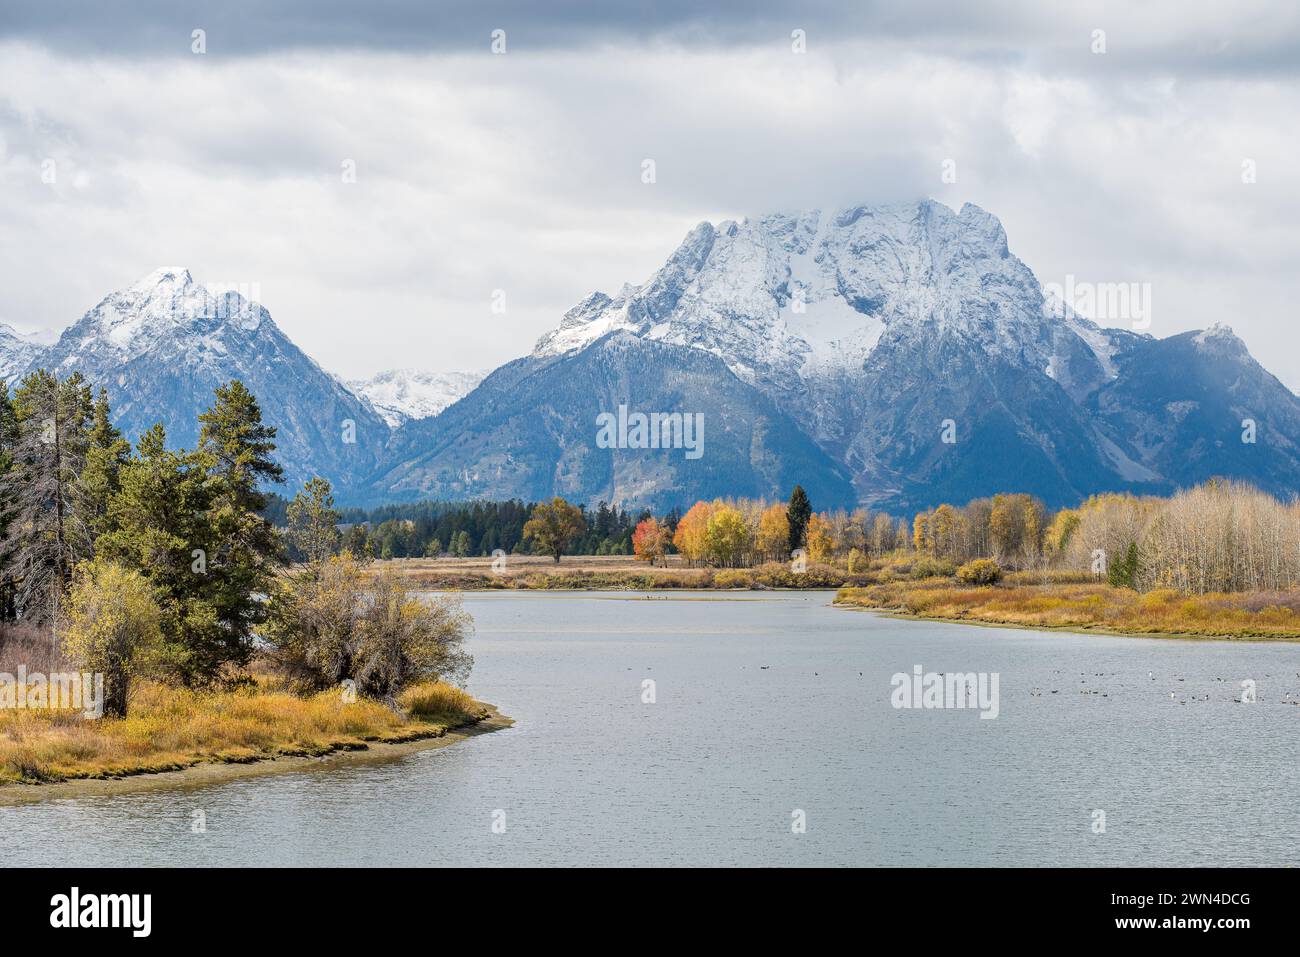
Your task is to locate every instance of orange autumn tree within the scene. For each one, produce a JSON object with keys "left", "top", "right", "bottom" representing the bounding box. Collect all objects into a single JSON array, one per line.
[
  {"left": 632, "top": 517, "right": 669, "bottom": 566},
  {"left": 806, "top": 513, "right": 835, "bottom": 564},
  {"left": 756, "top": 503, "right": 790, "bottom": 562},
  {"left": 673, "top": 501, "right": 715, "bottom": 566}
]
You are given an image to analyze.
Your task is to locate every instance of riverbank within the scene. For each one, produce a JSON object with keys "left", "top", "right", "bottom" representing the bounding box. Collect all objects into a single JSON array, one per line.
[
  {"left": 0, "top": 708, "right": 512, "bottom": 805},
  {"left": 835, "top": 579, "right": 1300, "bottom": 640},
  {"left": 366, "top": 554, "right": 865, "bottom": 590},
  {"left": 0, "top": 679, "right": 503, "bottom": 788}
]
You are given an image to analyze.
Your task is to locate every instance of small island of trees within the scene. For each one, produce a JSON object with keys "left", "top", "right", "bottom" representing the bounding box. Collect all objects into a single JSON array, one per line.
[{"left": 0, "top": 371, "right": 481, "bottom": 784}]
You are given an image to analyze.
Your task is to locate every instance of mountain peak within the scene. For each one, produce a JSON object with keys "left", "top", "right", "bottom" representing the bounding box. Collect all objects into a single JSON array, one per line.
[
  {"left": 1193, "top": 322, "right": 1247, "bottom": 356},
  {"left": 532, "top": 197, "right": 1034, "bottom": 381},
  {"left": 129, "top": 266, "right": 193, "bottom": 292}
]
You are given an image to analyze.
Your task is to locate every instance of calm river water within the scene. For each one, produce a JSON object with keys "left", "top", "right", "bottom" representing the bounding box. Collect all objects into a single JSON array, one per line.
[{"left": 4, "top": 591, "right": 1297, "bottom": 866}]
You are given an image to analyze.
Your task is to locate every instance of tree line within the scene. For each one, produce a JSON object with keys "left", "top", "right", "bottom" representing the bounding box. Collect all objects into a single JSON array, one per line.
[
  {"left": 268, "top": 494, "right": 657, "bottom": 561},
  {"left": 618, "top": 481, "right": 1300, "bottom": 597},
  {"left": 284, "top": 472, "right": 1300, "bottom": 597}
]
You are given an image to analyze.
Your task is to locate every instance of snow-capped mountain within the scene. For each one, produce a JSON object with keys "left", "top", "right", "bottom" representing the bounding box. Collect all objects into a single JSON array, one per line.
[
  {"left": 0, "top": 323, "right": 52, "bottom": 381},
  {"left": 30, "top": 267, "right": 389, "bottom": 494},
  {"left": 10, "top": 201, "right": 1300, "bottom": 512},
  {"left": 523, "top": 200, "right": 1140, "bottom": 506},
  {"left": 536, "top": 205, "right": 1100, "bottom": 439},
  {"left": 346, "top": 368, "right": 484, "bottom": 427},
  {"left": 398, "top": 198, "right": 1300, "bottom": 509}
]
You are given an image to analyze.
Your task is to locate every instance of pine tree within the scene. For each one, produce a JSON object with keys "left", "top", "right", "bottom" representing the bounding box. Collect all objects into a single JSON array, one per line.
[
  {"left": 786, "top": 485, "right": 812, "bottom": 554},
  {"left": 196, "top": 380, "right": 286, "bottom": 667},
  {"left": 0, "top": 370, "right": 93, "bottom": 624},
  {"left": 0, "top": 382, "right": 18, "bottom": 620},
  {"left": 286, "top": 477, "right": 341, "bottom": 563},
  {"left": 341, "top": 523, "right": 372, "bottom": 560},
  {"left": 76, "top": 387, "right": 130, "bottom": 546},
  {"left": 97, "top": 424, "right": 216, "bottom": 680}
]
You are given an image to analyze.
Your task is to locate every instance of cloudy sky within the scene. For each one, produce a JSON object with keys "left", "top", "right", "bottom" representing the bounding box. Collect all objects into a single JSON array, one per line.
[{"left": 2, "top": 1, "right": 1298, "bottom": 386}]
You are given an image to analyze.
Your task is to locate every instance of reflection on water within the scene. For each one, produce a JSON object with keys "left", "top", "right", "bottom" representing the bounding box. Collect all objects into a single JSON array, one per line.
[{"left": 4, "top": 592, "right": 1297, "bottom": 866}]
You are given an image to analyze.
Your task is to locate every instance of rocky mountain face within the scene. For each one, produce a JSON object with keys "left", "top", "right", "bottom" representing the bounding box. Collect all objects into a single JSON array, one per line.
[
  {"left": 371, "top": 332, "right": 855, "bottom": 509},
  {"left": 1086, "top": 324, "right": 1300, "bottom": 497},
  {"left": 11, "top": 268, "right": 388, "bottom": 495},
  {"left": 6, "top": 201, "right": 1299, "bottom": 511}
]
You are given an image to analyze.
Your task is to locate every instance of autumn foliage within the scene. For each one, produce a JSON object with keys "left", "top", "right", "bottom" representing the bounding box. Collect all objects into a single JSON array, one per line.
[{"left": 632, "top": 517, "right": 670, "bottom": 565}]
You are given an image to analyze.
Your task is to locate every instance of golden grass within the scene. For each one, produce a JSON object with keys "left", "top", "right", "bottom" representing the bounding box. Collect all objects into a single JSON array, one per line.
[
  {"left": 398, "top": 681, "right": 478, "bottom": 720},
  {"left": 369, "top": 556, "right": 871, "bottom": 591},
  {"left": 0, "top": 679, "right": 486, "bottom": 784},
  {"left": 834, "top": 580, "right": 1300, "bottom": 640}
]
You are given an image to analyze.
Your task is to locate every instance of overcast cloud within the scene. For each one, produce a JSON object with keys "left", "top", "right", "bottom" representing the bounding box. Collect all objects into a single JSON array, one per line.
[{"left": 1, "top": 1, "right": 1298, "bottom": 386}]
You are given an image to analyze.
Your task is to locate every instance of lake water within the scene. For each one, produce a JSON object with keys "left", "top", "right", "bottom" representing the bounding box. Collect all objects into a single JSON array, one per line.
[{"left": 4, "top": 591, "right": 1298, "bottom": 866}]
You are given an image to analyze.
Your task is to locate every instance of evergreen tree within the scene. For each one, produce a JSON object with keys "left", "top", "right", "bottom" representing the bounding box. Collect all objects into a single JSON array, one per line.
[
  {"left": 196, "top": 380, "right": 285, "bottom": 666},
  {"left": 1107, "top": 541, "right": 1140, "bottom": 590},
  {"left": 341, "top": 522, "right": 372, "bottom": 561},
  {"left": 286, "top": 477, "right": 341, "bottom": 563},
  {"left": 0, "top": 382, "right": 18, "bottom": 620},
  {"left": 97, "top": 424, "right": 217, "bottom": 680},
  {"left": 786, "top": 484, "right": 812, "bottom": 554},
  {"left": 76, "top": 387, "right": 130, "bottom": 545},
  {"left": 0, "top": 370, "right": 93, "bottom": 623}
]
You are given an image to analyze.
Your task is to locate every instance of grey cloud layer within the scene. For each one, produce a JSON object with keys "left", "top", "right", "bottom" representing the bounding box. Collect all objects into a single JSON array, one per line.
[
  {"left": 1, "top": 2, "right": 1298, "bottom": 389},
  {"left": 7, "top": 0, "right": 1300, "bottom": 76}
]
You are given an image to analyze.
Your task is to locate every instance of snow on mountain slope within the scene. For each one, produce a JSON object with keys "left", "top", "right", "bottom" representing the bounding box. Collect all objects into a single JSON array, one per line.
[
  {"left": 519, "top": 198, "right": 1300, "bottom": 508},
  {"left": 533, "top": 202, "right": 1073, "bottom": 442},
  {"left": 0, "top": 323, "right": 50, "bottom": 380},
  {"left": 535, "top": 202, "right": 1044, "bottom": 369},
  {"left": 37, "top": 267, "right": 388, "bottom": 494},
  {"left": 13, "top": 200, "right": 1300, "bottom": 512},
  {"left": 346, "top": 368, "right": 485, "bottom": 427}
]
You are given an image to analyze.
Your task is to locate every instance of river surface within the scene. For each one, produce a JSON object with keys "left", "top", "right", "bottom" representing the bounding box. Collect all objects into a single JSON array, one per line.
[{"left": 4, "top": 591, "right": 1298, "bottom": 866}]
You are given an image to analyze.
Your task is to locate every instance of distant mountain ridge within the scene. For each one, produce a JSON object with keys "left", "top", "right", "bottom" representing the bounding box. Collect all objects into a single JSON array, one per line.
[
  {"left": 7, "top": 267, "right": 388, "bottom": 494},
  {"left": 5, "top": 201, "right": 1300, "bottom": 510},
  {"left": 346, "top": 368, "right": 485, "bottom": 428}
]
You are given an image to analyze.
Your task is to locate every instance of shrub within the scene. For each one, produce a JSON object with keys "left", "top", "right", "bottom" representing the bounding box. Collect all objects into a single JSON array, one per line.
[
  {"left": 910, "top": 557, "right": 956, "bottom": 580},
  {"left": 59, "top": 559, "right": 177, "bottom": 717},
  {"left": 713, "top": 568, "right": 754, "bottom": 589},
  {"left": 264, "top": 554, "right": 474, "bottom": 701},
  {"left": 353, "top": 570, "right": 474, "bottom": 700},
  {"left": 956, "top": 559, "right": 1003, "bottom": 586}
]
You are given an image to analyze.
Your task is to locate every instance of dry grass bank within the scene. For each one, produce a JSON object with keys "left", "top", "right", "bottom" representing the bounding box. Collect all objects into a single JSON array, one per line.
[
  {"left": 0, "top": 678, "right": 488, "bottom": 785},
  {"left": 835, "top": 578, "right": 1300, "bottom": 640},
  {"left": 365, "top": 555, "right": 867, "bottom": 590}
]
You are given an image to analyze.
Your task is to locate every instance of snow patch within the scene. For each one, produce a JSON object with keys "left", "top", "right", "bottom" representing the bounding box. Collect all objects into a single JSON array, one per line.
[{"left": 347, "top": 368, "right": 486, "bottom": 427}]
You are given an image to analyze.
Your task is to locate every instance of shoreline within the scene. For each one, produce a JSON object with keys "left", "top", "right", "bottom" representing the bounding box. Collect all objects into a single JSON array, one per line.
[
  {"left": 0, "top": 706, "right": 514, "bottom": 805},
  {"left": 833, "top": 599, "right": 1300, "bottom": 643}
]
